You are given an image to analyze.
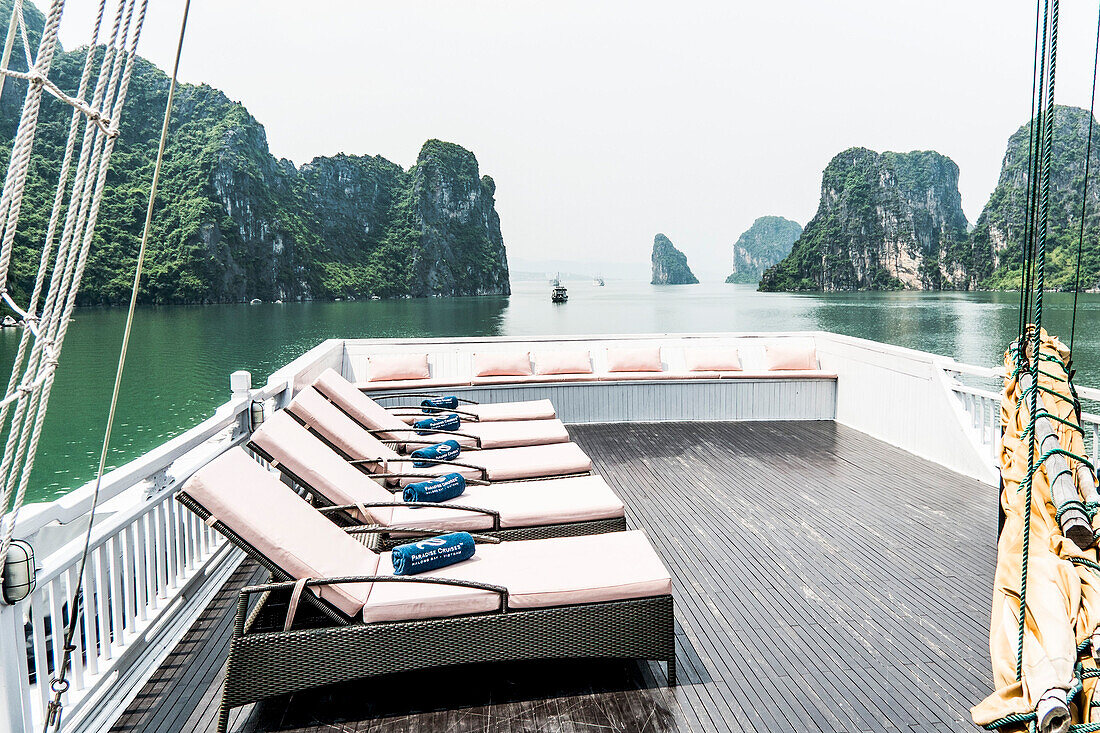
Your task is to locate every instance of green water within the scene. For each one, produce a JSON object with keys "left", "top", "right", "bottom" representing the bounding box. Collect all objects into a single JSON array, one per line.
[{"left": 8, "top": 280, "right": 1100, "bottom": 503}]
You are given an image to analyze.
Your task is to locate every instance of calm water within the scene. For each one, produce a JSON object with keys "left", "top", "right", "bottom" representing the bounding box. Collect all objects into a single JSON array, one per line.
[{"left": 8, "top": 280, "right": 1100, "bottom": 503}]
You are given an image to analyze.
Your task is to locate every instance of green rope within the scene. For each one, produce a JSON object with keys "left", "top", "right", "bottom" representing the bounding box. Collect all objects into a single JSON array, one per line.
[{"left": 983, "top": 712, "right": 1037, "bottom": 730}]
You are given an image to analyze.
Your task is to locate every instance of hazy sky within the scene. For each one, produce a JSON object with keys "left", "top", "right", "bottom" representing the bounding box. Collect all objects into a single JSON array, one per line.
[{"left": 48, "top": 1, "right": 1100, "bottom": 279}]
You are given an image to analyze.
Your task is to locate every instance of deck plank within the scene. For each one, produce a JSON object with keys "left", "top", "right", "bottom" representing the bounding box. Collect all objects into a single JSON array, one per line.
[{"left": 108, "top": 421, "right": 996, "bottom": 733}]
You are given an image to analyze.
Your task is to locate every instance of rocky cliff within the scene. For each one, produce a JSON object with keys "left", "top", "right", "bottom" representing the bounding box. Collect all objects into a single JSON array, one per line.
[
  {"left": 651, "top": 233, "right": 699, "bottom": 285},
  {"left": 0, "top": 1, "right": 509, "bottom": 304},
  {"left": 970, "top": 105, "right": 1100, "bottom": 291},
  {"left": 759, "top": 148, "right": 970, "bottom": 291},
  {"left": 725, "top": 216, "right": 802, "bottom": 284}
]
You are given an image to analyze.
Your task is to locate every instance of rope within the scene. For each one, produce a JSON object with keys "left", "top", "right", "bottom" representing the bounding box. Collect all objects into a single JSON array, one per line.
[
  {"left": 1020, "top": 0, "right": 1047, "bottom": 340},
  {"left": 0, "top": 0, "right": 151, "bottom": 568},
  {"left": 1071, "top": 0, "right": 1100, "bottom": 353},
  {"left": 1018, "top": 0, "right": 1060, "bottom": 682},
  {"left": 41, "top": 1, "right": 187, "bottom": 726}
]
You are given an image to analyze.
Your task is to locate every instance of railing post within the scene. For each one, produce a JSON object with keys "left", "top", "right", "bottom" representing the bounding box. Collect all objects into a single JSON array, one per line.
[
  {"left": 0, "top": 601, "right": 33, "bottom": 732},
  {"left": 230, "top": 370, "right": 252, "bottom": 439}
]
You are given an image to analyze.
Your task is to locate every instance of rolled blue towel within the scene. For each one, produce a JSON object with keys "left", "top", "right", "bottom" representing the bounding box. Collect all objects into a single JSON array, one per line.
[
  {"left": 413, "top": 413, "right": 461, "bottom": 435},
  {"left": 402, "top": 473, "right": 466, "bottom": 503},
  {"left": 422, "top": 396, "right": 459, "bottom": 411},
  {"left": 410, "top": 439, "right": 461, "bottom": 467},
  {"left": 391, "top": 532, "right": 476, "bottom": 575}
]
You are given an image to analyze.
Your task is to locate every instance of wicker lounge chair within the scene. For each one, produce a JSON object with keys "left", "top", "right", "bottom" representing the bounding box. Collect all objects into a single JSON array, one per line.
[
  {"left": 176, "top": 449, "right": 676, "bottom": 733},
  {"left": 272, "top": 398, "right": 593, "bottom": 486},
  {"left": 316, "top": 367, "right": 557, "bottom": 422},
  {"left": 245, "top": 413, "right": 626, "bottom": 546},
  {"left": 292, "top": 384, "right": 570, "bottom": 450}
]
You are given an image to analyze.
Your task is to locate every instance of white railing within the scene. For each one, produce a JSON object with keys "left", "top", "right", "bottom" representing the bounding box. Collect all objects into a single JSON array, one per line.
[
  {"left": 945, "top": 364, "right": 1100, "bottom": 471},
  {"left": 0, "top": 339, "right": 344, "bottom": 733}
]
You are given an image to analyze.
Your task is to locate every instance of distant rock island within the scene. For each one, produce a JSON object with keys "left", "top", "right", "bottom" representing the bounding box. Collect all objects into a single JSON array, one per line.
[
  {"left": 760, "top": 105, "right": 1100, "bottom": 292},
  {"left": 725, "top": 216, "right": 802, "bottom": 284},
  {"left": 970, "top": 105, "right": 1100, "bottom": 291},
  {"left": 0, "top": 0, "right": 509, "bottom": 305},
  {"left": 760, "top": 149, "right": 969, "bottom": 291},
  {"left": 651, "top": 234, "right": 699, "bottom": 285}
]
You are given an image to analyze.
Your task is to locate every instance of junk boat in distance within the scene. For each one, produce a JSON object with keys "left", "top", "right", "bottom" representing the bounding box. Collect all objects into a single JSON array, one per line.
[{"left": 551, "top": 284, "right": 568, "bottom": 303}]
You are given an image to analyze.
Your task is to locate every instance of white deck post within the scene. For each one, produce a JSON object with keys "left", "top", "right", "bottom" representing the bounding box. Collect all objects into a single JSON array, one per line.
[
  {"left": 231, "top": 370, "right": 252, "bottom": 437},
  {"left": 0, "top": 601, "right": 33, "bottom": 732}
]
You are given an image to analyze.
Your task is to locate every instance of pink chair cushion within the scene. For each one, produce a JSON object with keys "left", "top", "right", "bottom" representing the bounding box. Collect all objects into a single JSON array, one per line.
[
  {"left": 362, "top": 531, "right": 671, "bottom": 623},
  {"left": 463, "top": 419, "right": 570, "bottom": 449},
  {"left": 289, "top": 386, "right": 404, "bottom": 458},
  {"left": 313, "top": 369, "right": 410, "bottom": 445},
  {"left": 386, "top": 418, "right": 569, "bottom": 451},
  {"left": 367, "top": 353, "right": 430, "bottom": 382},
  {"left": 181, "top": 448, "right": 379, "bottom": 618},
  {"left": 473, "top": 352, "right": 533, "bottom": 377},
  {"left": 468, "top": 399, "right": 556, "bottom": 421},
  {"left": 387, "top": 474, "right": 624, "bottom": 533},
  {"left": 684, "top": 347, "right": 741, "bottom": 372},
  {"left": 606, "top": 346, "right": 663, "bottom": 373},
  {"left": 397, "top": 399, "right": 557, "bottom": 423},
  {"left": 250, "top": 411, "right": 396, "bottom": 523},
  {"left": 388, "top": 442, "right": 593, "bottom": 486},
  {"left": 533, "top": 350, "right": 593, "bottom": 375},
  {"left": 764, "top": 340, "right": 818, "bottom": 370}
]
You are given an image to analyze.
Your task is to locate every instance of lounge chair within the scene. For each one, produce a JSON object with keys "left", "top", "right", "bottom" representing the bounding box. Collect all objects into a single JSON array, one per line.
[
  {"left": 291, "top": 383, "right": 570, "bottom": 450},
  {"left": 176, "top": 449, "right": 676, "bottom": 733},
  {"left": 271, "top": 400, "right": 593, "bottom": 486},
  {"left": 245, "top": 413, "right": 626, "bottom": 544},
  {"left": 315, "top": 367, "right": 557, "bottom": 422}
]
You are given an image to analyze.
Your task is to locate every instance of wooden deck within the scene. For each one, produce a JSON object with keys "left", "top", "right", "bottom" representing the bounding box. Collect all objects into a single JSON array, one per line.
[{"left": 108, "top": 420, "right": 996, "bottom": 733}]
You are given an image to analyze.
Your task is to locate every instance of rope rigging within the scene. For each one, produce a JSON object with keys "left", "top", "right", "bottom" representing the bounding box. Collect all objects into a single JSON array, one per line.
[{"left": 978, "top": 1, "right": 1100, "bottom": 730}]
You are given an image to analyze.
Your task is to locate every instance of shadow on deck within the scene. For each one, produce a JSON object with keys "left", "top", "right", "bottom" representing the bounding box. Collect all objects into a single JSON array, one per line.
[{"left": 108, "top": 420, "right": 996, "bottom": 733}]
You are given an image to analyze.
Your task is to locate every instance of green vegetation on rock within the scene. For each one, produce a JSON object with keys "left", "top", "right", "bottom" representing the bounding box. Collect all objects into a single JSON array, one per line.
[
  {"left": 725, "top": 216, "right": 802, "bottom": 284},
  {"left": 0, "top": 0, "right": 508, "bottom": 305},
  {"left": 971, "top": 105, "right": 1100, "bottom": 292},
  {"left": 651, "top": 233, "right": 698, "bottom": 285},
  {"left": 760, "top": 148, "right": 970, "bottom": 292}
]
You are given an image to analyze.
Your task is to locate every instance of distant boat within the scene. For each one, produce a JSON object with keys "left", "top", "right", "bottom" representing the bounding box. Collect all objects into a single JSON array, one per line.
[
  {"left": 371, "top": 295, "right": 381, "bottom": 300},
  {"left": 551, "top": 285, "right": 568, "bottom": 303},
  {"left": 551, "top": 272, "right": 561, "bottom": 287},
  {"left": 593, "top": 275, "right": 605, "bottom": 286},
  {"left": 249, "top": 298, "right": 262, "bottom": 304}
]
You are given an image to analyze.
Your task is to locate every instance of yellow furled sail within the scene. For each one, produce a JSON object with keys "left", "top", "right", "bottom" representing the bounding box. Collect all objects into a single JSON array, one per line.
[{"left": 973, "top": 330, "right": 1100, "bottom": 731}]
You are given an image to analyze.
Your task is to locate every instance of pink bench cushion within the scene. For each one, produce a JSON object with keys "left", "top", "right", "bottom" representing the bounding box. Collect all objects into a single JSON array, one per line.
[
  {"left": 597, "top": 372, "right": 718, "bottom": 381},
  {"left": 367, "top": 353, "right": 430, "bottom": 381},
  {"left": 533, "top": 350, "right": 593, "bottom": 375},
  {"left": 387, "top": 442, "right": 593, "bottom": 486},
  {"left": 250, "top": 411, "right": 396, "bottom": 523},
  {"left": 764, "top": 340, "right": 818, "bottom": 370},
  {"left": 181, "top": 448, "right": 379, "bottom": 618},
  {"left": 358, "top": 378, "right": 471, "bottom": 392},
  {"left": 473, "top": 352, "right": 532, "bottom": 377},
  {"left": 684, "top": 347, "right": 741, "bottom": 372},
  {"left": 362, "top": 531, "right": 671, "bottom": 623},
  {"left": 472, "top": 374, "right": 599, "bottom": 385},
  {"left": 719, "top": 370, "right": 837, "bottom": 380},
  {"left": 387, "top": 474, "right": 625, "bottom": 533},
  {"left": 606, "top": 346, "right": 662, "bottom": 373},
  {"left": 313, "top": 369, "right": 410, "bottom": 442}
]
